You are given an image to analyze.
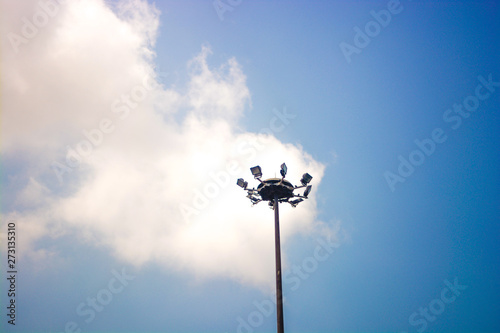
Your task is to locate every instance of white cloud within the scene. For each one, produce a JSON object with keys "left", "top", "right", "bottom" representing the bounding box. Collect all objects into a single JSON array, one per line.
[{"left": 1, "top": 0, "right": 338, "bottom": 290}]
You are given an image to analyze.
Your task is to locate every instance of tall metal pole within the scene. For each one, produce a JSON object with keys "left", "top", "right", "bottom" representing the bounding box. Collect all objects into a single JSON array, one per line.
[
  {"left": 273, "top": 195, "right": 284, "bottom": 333},
  {"left": 239, "top": 164, "right": 313, "bottom": 332}
]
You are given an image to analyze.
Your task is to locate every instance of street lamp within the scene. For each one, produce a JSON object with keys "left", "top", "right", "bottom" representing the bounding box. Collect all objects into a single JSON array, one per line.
[{"left": 236, "top": 163, "right": 314, "bottom": 333}]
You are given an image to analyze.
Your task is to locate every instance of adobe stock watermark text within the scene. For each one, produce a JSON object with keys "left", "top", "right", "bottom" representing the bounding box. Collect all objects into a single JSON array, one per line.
[{"left": 385, "top": 73, "right": 499, "bottom": 192}]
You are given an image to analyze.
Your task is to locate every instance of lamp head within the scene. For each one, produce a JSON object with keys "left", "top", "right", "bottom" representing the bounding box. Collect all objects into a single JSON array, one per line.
[
  {"left": 250, "top": 166, "right": 262, "bottom": 179},
  {"left": 280, "top": 163, "right": 287, "bottom": 178},
  {"left": 303, "top": 185, "right": 312, "bottom": 198},
  {"left": 300, "top": 173, "right": 313, "bottom": 186},
  {"left": 289, "top": 198, "right": 304, "bottom": 207},
  {"left": 236, "top": 178, "right": 248, "bottom": 189}
]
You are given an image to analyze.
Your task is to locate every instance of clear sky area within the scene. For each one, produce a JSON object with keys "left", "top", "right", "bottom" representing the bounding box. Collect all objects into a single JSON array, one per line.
[{"left": 1, "top": 0, "right": 499, "bottom": 332}]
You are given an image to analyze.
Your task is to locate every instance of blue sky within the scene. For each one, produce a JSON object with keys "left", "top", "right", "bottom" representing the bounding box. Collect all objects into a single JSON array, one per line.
[{"left": 1, "top": 0, "right": 499, "bottom": 332}]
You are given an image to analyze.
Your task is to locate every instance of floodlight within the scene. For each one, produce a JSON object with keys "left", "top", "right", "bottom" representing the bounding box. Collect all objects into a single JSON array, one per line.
[
  {"left": 303, "top": 185, "right": 312, "bottom": 198},
  {"left": 237, "top": 178, "right": 248, "bottom": 189},
  {"left": 250, "top": 165, "right": 262, "bottom": 178},
  {"left": 249, "top": 196, "right": 260, "bottom": 203},
  {"left": 300, "top": 173, "right": 313, "bottom": 186},
  {"left": 280, "top": 163, "right": 287, "bottom": 178},
  {"left": 289, "top": 198, "right": 303, "bottom": 207}
]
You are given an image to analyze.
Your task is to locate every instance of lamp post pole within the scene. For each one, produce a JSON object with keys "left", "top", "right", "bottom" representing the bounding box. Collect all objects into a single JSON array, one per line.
[
  {"left": 237, "top": 164, "right": 313, "bottom": 333},
  {"left": 274, "top": 194, "right": 284, "bottom": 333}
]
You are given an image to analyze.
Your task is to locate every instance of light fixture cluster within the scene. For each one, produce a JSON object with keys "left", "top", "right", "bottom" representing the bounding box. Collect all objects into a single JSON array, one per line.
[{"left": 237, "top": 163, "right": 313, "bottom": 208}]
